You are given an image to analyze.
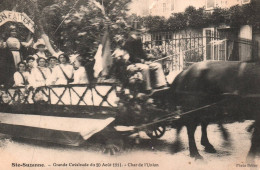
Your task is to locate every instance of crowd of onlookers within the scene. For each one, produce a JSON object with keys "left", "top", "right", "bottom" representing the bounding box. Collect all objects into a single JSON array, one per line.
[{"left": 13, "top": 42, "right": 89, "bottom": 88}]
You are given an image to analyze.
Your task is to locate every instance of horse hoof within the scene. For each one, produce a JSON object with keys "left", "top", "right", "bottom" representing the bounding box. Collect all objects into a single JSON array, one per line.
[
  {"left": 171, "top": 140, "right": 184, "bottom": 153},
  {"left": 195, "top": 155, "right": 203, "bottom": 160},
  {"left": 191, "top": 153, "right": 203, "bottom": 160},
  {"left": 102, "top": 144, "right": 121, "bottom": 155},
  {"left": 246, "top": 155, "right": 255, "bottom": 164},
  {"left": 205, "top": 146, "right": 216, "bottom": 153}
]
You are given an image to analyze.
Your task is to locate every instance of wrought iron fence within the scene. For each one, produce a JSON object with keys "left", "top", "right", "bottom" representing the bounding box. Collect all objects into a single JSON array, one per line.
[
  {"left": 143, "top": 33, "right": 259, "bottom": 72},
  {"left": 0, "top": 83, "right": 120, "bottom": 108},
  {"left": 143, "top": 34, "right": 210, "bottom": 71}
]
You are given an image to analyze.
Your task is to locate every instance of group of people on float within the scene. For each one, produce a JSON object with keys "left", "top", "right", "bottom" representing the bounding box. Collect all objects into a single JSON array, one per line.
[
  {"left": 13, "top": 42, "right": 89, "bottom": 88},
  {"left": 12, "top": 28, "right": 167, "bottom": 94}
]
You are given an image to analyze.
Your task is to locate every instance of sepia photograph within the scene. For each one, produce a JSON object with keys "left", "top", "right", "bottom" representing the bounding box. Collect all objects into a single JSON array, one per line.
[{"left": 0, "top": 0, "right": 259, "bottom": 169}]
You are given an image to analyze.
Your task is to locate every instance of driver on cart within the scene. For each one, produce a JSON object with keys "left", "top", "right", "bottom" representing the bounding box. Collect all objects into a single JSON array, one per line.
[{"left": 123, "top": 29, "right": 167, "bottom": 94}]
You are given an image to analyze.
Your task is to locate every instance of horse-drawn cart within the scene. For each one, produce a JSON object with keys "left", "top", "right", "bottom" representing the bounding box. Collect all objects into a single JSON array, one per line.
[
  {"left": 1, "top": 60, "right": 259, "bottom": 160},
  {"left": 0, "top": 82, "right": 182, "bottom": 146}
]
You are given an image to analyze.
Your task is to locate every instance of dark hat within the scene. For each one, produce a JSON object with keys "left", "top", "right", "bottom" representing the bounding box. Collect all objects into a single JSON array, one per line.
[
  {"left": 33, "top": 39, "right": 46, "bottom": 49},
  {"left": 58, "top": 53, "right": 70, "bottom": 62},
  {"left": 26, "top": 56, "right": 35, "bottom": 63},
  {"left": 36, "top": 44, "right": 46, "bottom": 48}
]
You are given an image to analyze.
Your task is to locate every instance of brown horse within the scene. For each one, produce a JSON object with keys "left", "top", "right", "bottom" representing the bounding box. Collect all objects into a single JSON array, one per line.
[{"left": 169, "top": 60, "right": 260, "bottom": 160}]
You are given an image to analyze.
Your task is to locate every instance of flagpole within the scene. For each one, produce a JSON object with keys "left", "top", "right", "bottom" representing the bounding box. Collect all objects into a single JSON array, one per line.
[{"left": 93, "top": 0, "right": 112, "bottom": 77}]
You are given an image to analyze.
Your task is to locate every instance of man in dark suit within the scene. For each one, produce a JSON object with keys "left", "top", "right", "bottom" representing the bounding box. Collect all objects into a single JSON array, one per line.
[{"left": 123, "top": 30, "right": 167, "bottom": 93}]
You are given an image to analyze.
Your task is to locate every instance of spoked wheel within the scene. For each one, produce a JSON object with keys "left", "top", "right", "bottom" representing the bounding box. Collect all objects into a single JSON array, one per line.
[{"left": 145, "top": 124, "right": 166, "bottom": 139}]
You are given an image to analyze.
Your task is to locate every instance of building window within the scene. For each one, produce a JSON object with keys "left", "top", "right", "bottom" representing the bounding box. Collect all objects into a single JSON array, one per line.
[
  {"left": 206, "top": 0, "right": 215, "bottom": 10},
  {"left": 165, "top": 32, "right": 172, "bottom": 40},
  {"left": 163, "top": 3, "right": 166, "bottom": 12},
  {"left": 152, "top": 33, "right": 162, "bottom": 46},
  {"left": 171, "top": 0, "right": 174, "bottom": 11}
]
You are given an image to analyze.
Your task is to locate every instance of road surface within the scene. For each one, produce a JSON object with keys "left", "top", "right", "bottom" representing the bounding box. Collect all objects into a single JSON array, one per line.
[{"left": 0, "top": 120, "right": 259, "bottom": 170}]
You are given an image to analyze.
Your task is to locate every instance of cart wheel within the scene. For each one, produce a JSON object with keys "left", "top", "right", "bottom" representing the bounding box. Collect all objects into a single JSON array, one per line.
[{"left": 145, "top": 124, "right": 166, "bottom": 139}]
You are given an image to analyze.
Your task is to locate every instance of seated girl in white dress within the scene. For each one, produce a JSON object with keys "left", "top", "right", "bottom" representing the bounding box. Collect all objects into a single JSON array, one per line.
[
  {"left": 48, "top": 54, "right": 74, "bottom": 85},
  {"left": 30, "top": 57, "right": 52, "bottom": 87},
  {"left": 71, "top": 56, "right": 89, "bottom": 84},
  {"left": 13, "top": 62, "right": 30, "bottom": 86},
  {"left": 47, "top": 54, "right": 74, "bottom": 105}
]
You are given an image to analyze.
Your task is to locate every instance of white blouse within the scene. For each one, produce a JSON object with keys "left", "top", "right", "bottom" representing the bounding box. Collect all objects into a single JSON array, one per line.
[
  {"left": 13, "top": 71, "right": 30, "bottom": 86},
  {"left": 6, "top": 37, "right": 21, "bottom": 50},
  {"left": 48, "top": 64, "right": 74, "bottom": 85},
  {"left": 30, "top": 67, "right": 52, "bottom": 87},
  {"left": 71, "top": 66, "right": 89, "bottom": 84}
]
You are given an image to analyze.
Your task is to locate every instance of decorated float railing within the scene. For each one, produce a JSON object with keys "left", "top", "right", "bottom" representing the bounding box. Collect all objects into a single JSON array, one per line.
[
  {"left": 0, "top": 83, "right": 121, "bottom": 146},
  {"left": 0, "top": 83, "right": 120, "bottom": 108}
]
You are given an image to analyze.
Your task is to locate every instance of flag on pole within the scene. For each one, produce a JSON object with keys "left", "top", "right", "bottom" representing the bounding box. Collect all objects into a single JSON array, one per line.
[
  {"left": 93, "top": 30, "right": 112, "bottom": 78},
  {"left": 92, "top": 0, "right": 112, "bottom": 78},
  {"left": 101, "top": 29, "right": 112, "bottom": 76},
  {"left": 93, "top": 44, "right": 103, "bottom": 78}
]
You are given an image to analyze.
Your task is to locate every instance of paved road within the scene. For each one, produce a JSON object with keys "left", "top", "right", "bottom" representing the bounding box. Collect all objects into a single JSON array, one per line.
[{"left": 0, "top": 120, "right": 259, "bottom": 170}]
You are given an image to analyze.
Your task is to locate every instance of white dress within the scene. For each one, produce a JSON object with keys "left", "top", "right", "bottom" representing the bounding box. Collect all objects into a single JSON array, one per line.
[
  {"left": 5, "top": 37, "right": 33, "bottom": 69},
  {"left": 69, "top": 67, "right": 89, "bottom": 105},
  {"left": 48, "top": 64, "right": 74, "bottom": 105},
  {"left": 13, "top": 71, "right": 30, "bottom": 86},
  {"left": 29, "top": 67, "right": 52, "bottom": 87},
  {"left": 6, "top": 37, "right": 22, "bottom": 69},
  {"left": 71, "top": 66, "right": 89, "bottom": 84},
  {"left": 48, "top": 64, "right": 74, "bottom": 85}
]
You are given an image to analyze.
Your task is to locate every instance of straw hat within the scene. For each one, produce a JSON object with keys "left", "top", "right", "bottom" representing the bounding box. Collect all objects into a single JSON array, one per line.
[
  {"left": 53, "top": 51, "right": 64, "bottom": 58},
  {"left": 69, "top": 54, "right": 79, "bottom": 64},
  {"left": 33, "top": 39, "right": 46, "bottom": 49}
]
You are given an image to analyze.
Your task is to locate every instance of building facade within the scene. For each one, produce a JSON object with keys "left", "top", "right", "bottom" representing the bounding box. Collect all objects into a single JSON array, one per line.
[
  {"left": 129, "top": 0, "right": 259, "bottom": 71},
  {"left": 129, "top": 0, "right": 252, "bottom": 18}
]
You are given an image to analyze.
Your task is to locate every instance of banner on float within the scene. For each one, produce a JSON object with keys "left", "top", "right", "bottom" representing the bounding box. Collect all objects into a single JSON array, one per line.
[{"left": 0, "top": 10, "right": 35, "bottom": 33}]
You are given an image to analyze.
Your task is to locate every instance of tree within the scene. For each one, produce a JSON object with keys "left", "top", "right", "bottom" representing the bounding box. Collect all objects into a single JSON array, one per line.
[
  {"left": 143, "top": 16, "right": 167, "bottom": 32},
  {"left": 0, "top": 0, "right": 133, "bottom": 57},
  {"left": 209, "top": 7, "right": 227, "bottom": 26},
  {"left": 185, "top": 6, "right": 209, "bottom": 28},
  {"left": 41, "top": 0, "right": 132, "bottom": 57},
  {"left": 133, "top": 3, "right": 258, "bottom": 33},
  {"left": 167, "top": 12, "right": 187, "bottom": 31}
]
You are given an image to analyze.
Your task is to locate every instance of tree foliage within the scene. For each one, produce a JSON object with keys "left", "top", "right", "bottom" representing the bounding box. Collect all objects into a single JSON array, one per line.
[
  {"left": 132, "top": 2, "right": 259, "bottom": 33},
  {"left": 0, "top": 0, "right": 132, "bottom": 57},
  {"left": 142, "top": 16, "right": 167, "bottom": 32},
  {"left": 41, "top": 0, "right": 132, "bottom": 57}
]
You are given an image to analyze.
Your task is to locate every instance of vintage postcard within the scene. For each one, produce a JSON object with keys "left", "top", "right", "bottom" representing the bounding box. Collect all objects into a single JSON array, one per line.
[{"left": 0, "top": 0, "right": 259, "bottom": 169}]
